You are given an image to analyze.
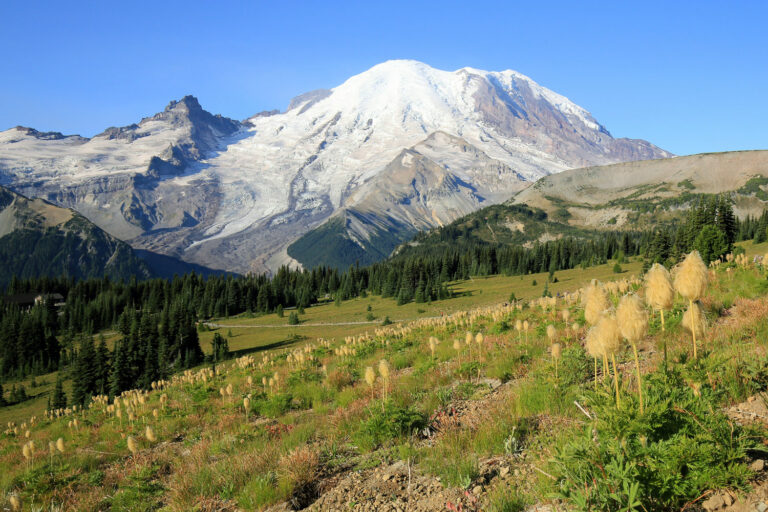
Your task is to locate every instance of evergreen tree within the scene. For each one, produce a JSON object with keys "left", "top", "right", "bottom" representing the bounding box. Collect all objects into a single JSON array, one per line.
[
  {"left": 108, "top": 340, "right": 130, "bottom": 398},
  {"left": 71, "top": 335, "right": 97, "bottom": 406},
  {"left": 51, "top": 373, "right": 67, "bottom": 409},
  {"left": 211, "top": 332, "right": 230, "bottom": 362},
  {"left": 694, "top": 225, "right": 729, "bottom": 263}
]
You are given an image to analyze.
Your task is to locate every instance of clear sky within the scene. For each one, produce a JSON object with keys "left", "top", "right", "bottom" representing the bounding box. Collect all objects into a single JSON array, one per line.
[{"left": 0, "top": 1, "right": 765, "bottom": 156}]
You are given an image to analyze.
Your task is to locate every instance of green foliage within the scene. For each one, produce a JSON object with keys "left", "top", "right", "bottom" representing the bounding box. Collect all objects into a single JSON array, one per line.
[
  {"left": 553, "top": 369, "right": 759, "bottom": 511},
  {"left": 288, "top": 312, "right": 300, "bottom": 325},
  {"left": 612, "top": 263, "right": 623, "bottom": 274},
  {"left": 694, "top": 225, "right": 729, "bottom": 263},
  {"left": 210, "top": 332, "right": 230, "bottom": 363},
  {"left": 253, "top": 393, "right": 294, "bottom": 418},
  {"left": 354, "top": 402, "right": 427, "bottom": 450},
  {"left": 557, "top": 346, "right": 592, "bottom": 388}
]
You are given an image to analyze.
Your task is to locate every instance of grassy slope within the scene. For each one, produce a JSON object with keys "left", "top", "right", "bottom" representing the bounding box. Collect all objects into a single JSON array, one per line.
[
  {"left": 3, "top": 243, "right": 768, "bottom": 510},
  {"left": 9, "top": 237, "right": 768, "bottom": 429}
]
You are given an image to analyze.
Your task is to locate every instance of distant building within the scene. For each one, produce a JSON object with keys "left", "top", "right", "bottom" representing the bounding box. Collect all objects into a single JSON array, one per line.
[{"left": 2, "top": 292, "right": 65, "bottom": 309}]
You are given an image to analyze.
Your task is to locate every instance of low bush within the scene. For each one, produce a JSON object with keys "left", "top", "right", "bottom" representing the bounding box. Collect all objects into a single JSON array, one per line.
[{"left": 553, "top": 368, "right": 760, "bottom": 511}]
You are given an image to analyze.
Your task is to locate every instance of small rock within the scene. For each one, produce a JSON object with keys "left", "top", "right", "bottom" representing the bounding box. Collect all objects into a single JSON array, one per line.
[
  {"left": 757, "top": 502, "right": 767, "bottom": 512},
  {"left": 723, "top": 493, "right": 733, "bottom": 506},
  {"left": 514, "top": 469, "right": 520, "bottom": 476},
  {"left": 748, "top": 396, "right": 757, "bottom": 402},
  {"left": 472, "top": 485, "right": 483, "bottom": 496},
  {"left": 499, "top": 466, "right": 510, "bottom": 477},
  {"left": 751, "top": 459, "right": 765, "bottom": 472},
  {"left": 382, "top": 473, "right": 391, "bottom": 481},
  {"left": 702, "top": 495, "right": 725, "bottom": 511}
]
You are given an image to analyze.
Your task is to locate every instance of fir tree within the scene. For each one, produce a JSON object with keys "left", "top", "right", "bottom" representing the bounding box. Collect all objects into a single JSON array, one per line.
[
  {"left": 51, "top": 373, "right": 67, "bottom": 409},
  {"left": 71, "top": 335, "right": 97, "bottom": 406}
]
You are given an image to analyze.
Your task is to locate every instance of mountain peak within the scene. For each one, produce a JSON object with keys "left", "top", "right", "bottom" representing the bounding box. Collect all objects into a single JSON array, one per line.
[{"left": 164, "top": 95, "right": 203, "bottom": 113}]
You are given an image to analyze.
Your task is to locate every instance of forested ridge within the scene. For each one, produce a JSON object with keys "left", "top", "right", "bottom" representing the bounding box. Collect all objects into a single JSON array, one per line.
[{"left": 0, "top": 195, "right": 763, "bottom": 410}]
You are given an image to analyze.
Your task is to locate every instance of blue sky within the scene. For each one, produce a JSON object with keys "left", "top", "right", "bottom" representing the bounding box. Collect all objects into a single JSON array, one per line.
[{"left": 0, "top": 1, "right": 765, "bottom": 155}]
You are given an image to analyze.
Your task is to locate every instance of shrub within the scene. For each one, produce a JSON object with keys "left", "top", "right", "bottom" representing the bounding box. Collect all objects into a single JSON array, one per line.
[
  {"left": 326, "top": 368, "right": 355, "bottom": 391},
  {"left": 557, "top": 346, "right": 592, "bottom": 388},
  {"left": 553, "top": 369, "right": 758, "bottom": 511},
  {"left": 354, "top": 402, "right": 427, "bottom": 450},
  {"left": 254, "top": 393, "right": 294, "bottom": 418}
]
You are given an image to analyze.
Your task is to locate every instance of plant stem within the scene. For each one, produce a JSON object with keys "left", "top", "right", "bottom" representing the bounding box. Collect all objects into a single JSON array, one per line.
[
  {"left": 594, "top": 357, "right": 598, "bottom": 390},
  {"left": 630, "top": 341, "right": 643, "bottom": 414},
  {"left": 611, "top": 354, "right": 621, "bottom": 408},
  {"left": 690, "top": 299, "right": 698, "bottom": 359}
]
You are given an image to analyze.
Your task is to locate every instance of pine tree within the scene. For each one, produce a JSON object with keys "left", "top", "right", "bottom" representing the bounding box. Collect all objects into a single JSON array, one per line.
[
  {"left": 95, "top": 335, "right": 110, "bottom": 395},
  {"left": 51, "top": 373, "right": 67, "bottom": 409},
  {"left": 211, "top": 332, "right": 230, "bottom": 362},
  {"left": 71, "top": 335, "right": 97, "bottom": 406},
  {"left": 109, "top": 340, "right": 130, "bottom": 398}
]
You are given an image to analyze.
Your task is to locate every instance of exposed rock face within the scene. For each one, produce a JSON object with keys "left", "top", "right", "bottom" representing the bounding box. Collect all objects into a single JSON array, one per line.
[{"left": 0, "top": 60, "right": 671, "bottom": 273}]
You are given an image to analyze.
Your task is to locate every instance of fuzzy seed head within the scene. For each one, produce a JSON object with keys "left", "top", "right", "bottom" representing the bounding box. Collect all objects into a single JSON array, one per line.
[
  {"left": 453, "top": 339, "right": 461, "bottom": 351},
  {"left": 465, "top": 332, "right": 473, "bottom": 345},
  {"left": 645, "top": 263, "right": 674, "bottom": 310},
  {"left": 584, "top": 326, "right": 601, "bottom": 358},
  {"left": 378, "top": 359, "right": 390, "bottom": 380},
  {"left": 9, "top": 495, "right": 21, "bottom": 511},
  {"left": 364, "top": 366, "right": 376, "bottom": 387},
  {"left": 595, "top": 314, "right": 622, "bottom": 356},
  {"left": 616, "top": 294, "right": 648, "bottom": 343},
  {"left": 551, "top": 342, "right": 562, "bottom": 360},
  {"left": 243, "top": 397, "right": 250, "bottom": 410},
  {"left": 682, "top": 302, "right": 707, "bottom": 336},
  {"left": 562, "top": 310, "right": 571, "bottom": 323},
  {"left": 127, "top": 435, "right": 138, "bottom": 454},
  {"left": 515, "top": 319, "right": 522, "bottom": 332},
  {"left": 523, "top": 320, "right": 529, "bottom": 331},
  {"left": 584, "top": 285, "right": 610, "bottom": 325},
  {"left": 674, "top": 251, "right": 708, "bottom": 301},
  {"left": 56, "top": 437, "right": 65, "bottom": 453},
  {"left": 546, "top": 325, "right": 557, "bottom": 341},
  {"left": 475, "top": 333, "right": 484, "bottom": 345},
  {"left": 145, "top": 426, "right": 157, "bottom": 443},
  {"left": 225, "top": 384, "right": 233, "bottom": 396},
  {"left": 22, "top": 443, "right": 31, "bottom": 460}
]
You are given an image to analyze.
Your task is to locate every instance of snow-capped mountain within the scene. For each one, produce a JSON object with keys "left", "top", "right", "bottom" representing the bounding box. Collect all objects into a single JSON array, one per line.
[{"left": 0, "top": 60, "right": 671, "bottom": 273}]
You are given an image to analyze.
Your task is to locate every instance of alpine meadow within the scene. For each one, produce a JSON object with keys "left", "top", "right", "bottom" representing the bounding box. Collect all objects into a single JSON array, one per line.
[{"left": 2, "top": 3, "right": 768, "bottom": 511}]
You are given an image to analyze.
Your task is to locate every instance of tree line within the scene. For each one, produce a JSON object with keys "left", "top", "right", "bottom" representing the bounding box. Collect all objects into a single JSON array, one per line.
[{"left": 0, "top": 195, "right": 763, "bottom": 408}]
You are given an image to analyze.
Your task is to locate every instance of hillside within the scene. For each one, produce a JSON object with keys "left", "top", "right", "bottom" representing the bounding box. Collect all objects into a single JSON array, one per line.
[
  {"left": 0, "top": 61, "right": 670, "bottom": 274},
  {"left": 512, "top": 150, "right": 768, "bottom": 230},
  {"left": 0, "top": 186, "right": 153, "bottom": 285},
  {"left": 392, "top": 203, "right": 613, "bottom": 259},
  {"left": 0, "top": 186, "right": 227, "bottom": 286},
  {"left": 3, "top": 251, "right": 768, "bottom": 510}
]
